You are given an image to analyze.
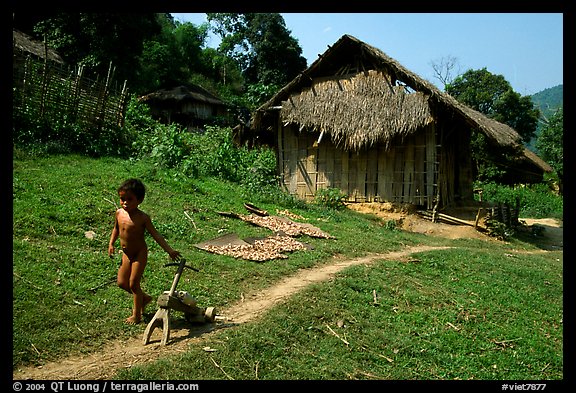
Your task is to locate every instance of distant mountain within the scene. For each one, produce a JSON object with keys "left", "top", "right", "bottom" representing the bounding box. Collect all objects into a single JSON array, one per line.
[
  {"left": 532, "top": 84, "right": 563, "bottom": 121},
  {"left": 527, "top": 84, "right": 563, "bottom": 153}
]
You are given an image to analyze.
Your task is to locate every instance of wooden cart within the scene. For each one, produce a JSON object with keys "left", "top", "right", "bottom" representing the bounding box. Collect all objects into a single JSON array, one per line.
[{"left": 143, "top": 258, "right": 217, "bottom": 345}]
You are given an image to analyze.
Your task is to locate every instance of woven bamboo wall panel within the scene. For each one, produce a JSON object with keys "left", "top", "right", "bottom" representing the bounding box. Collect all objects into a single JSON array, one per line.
[{"left": 279, "top": 124, "right": 438, "bottom": 208}]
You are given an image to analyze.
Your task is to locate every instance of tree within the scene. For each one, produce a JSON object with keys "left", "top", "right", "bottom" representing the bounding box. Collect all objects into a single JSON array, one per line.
[
  {"left": 33, "top": 13, "right": 161, "bottom": 90},
  {"left": 207, "top": 13, "right": 307, "bottom": 105},
  {"left": 173, "top": 20, "right": 209, "bottom": 75},
  {"left": 137, "top": 40, "right": 182, "bottom": 91},
  {"left": 445, "top": 68, "right": 540, "bottom": 183},
  {"left": 535, "top": 108, "right": 563, "bottom": 185},
  {"left": 136, "top": 16, "right": 212, "bottom": 91},
  {"left": 429, "top": 55, "right": 461, "bottom": 89},
  {"left": 199, "top": 47, "right": 245, "bottom": 95},
  {"left": 446, "top": 68, "right": 539, "bottom": 143}
]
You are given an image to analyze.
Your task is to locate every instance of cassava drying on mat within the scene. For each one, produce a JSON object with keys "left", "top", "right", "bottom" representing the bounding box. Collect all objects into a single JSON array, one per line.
[
  {"left": 201, "top": 234, "right": 307, "bottom": 262},
  {"left": 240, "top": 214, "right": 333, "bottom": 238}
]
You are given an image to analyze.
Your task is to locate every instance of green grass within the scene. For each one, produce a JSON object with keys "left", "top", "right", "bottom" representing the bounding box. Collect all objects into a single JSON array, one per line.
[
  {"left": 12, "top": 152, "right": 563, "bottom": 380},
  {"left": 117, "top": 247, "right": 562, "bottom": 380}
]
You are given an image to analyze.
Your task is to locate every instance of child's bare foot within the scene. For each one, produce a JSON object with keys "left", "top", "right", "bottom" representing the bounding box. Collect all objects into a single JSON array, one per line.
[{"left": 125, "top": 315, "right": 141, "bottom": 325}]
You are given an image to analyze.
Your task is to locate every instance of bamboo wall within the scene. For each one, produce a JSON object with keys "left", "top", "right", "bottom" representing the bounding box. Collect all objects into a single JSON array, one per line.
[{"left": 278, "top": 123, "right": 440, "bottom": 208}]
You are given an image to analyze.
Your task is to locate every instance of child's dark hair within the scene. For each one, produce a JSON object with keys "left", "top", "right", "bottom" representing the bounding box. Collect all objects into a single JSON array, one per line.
[{"left": 118, "top": 178, "right": 146, "bottom": 201}]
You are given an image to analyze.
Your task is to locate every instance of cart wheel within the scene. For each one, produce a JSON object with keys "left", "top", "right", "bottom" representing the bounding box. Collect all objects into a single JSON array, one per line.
[{"left": 204, "top": 307, "right": 217, "bottom": 322}]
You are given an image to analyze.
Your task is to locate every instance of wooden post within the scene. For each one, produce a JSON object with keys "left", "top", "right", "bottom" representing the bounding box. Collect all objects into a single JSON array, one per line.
[
  {"left": 474, "top": 189, "right": 483, "bottom": 228},
  {"left": 117, "top": 79, "right": 128, "bottom": 127},
  {"left": 39, "top": 35, "right": 49, "bottom": 116}
]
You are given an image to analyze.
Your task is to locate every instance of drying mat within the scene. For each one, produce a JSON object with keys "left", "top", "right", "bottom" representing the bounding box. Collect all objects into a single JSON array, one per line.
[
  {"left": 195, "top": 233, "right": 312, "bottom": 262},
  {"left": 217, "top": 211, "right": 334, "bottom": 239}
]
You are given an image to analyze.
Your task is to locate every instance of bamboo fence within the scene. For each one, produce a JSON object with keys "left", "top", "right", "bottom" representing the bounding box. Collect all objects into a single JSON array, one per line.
[{"left": 13, "top": 50, "right": 129, "bottom": 133}]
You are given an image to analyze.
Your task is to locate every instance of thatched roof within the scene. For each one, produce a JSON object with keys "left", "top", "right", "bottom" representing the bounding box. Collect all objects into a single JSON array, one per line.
[
  {"left": 252, "top": 34, "right": 523, "bottom": 151},
  {"left": 13, "top": 29, "right": 64, "bottom": 64},
  {"left": 519, "top": 147, "right": 553, "bottom": 174},
  {"left": 139, "top": 85, "right": 225, "bottom": 106},
  {"left": 280, "top": 69, "right": 434, "bottom": 150}
]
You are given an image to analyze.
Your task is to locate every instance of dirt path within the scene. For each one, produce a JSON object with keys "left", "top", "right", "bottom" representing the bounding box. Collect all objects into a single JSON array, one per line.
[
  {"left": 13, "top": 245, "right": 450, "bottom": 380},
  {"left": 347, "top": 203, "right": 563, "bottom": 250}
]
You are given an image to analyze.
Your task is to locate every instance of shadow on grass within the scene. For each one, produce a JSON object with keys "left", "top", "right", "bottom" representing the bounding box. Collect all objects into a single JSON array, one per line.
[
  {"left": 139, "top": 314, "right": 237, "bottom": 346},
  {"left": 512, "top": 221, "right": 563, "bottom": 251}
]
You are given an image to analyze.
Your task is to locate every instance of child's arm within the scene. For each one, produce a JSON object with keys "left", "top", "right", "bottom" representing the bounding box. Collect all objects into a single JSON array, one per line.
[
  {"left": 108, "top": 211, "right": 119, "bottom": 258},
  {"left": 144, "top": 215, "right": 181, "bottom": 260}
]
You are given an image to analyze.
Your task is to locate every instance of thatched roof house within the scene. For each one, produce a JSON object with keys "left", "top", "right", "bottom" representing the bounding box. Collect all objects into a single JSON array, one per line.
[
  {"left": 139, "top": 85, "right": 228, "bottom": 130},
  {"left": 13, "top": 29, "right": 65, "bottom": 89},
  {"left": 250, "top": 34, "right": 551, "bottom": 208},
  {"left": 13, "top": 29, "right": 64, "bottom": 64}
]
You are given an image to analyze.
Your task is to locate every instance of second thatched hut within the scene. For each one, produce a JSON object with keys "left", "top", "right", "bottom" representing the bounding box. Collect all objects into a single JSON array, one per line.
[{"left": 139, "top": 84, "right": 229, "bottom": 131}]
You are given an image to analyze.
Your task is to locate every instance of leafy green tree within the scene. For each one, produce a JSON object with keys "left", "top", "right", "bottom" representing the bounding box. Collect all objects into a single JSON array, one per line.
[
  {"left": 136, "top": 14, "right": 211, "bottom": 91},
  {"left": 173, "top": 20, "right": 210, "bottom": 75},
  {"left": 446, "top": 68, "right": 539, "bottom": 143},
  {"left": 535, "top": 108, "right": 563, "bottom": 184},
  {"left": 207, "top": 13, "right": 307, "bottom": 105},
  {"left": 33, "top": 13, "right": 161, "bottom": 90},
  {"left": 137, "top": 40, "right": 183, "bottom": 91},
  {"left": 492, "top": 90, "right": 540, "bottom": 144},
  {"left": 446, "top": 68, "right": 510, "bottom": 114},
  {"left": 446, "top": 68, "right": 540, "bottom": 183},
  {"left": 137, "top": 14, "right": 244, "bottom": 104},
  {"left": 199, "top": 47, "right": 244, "bottom": 90}
]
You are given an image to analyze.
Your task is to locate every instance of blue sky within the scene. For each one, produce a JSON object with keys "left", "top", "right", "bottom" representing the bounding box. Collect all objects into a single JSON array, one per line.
[{"left": 171, "top": 13, "right": 563, "bottom": 96}]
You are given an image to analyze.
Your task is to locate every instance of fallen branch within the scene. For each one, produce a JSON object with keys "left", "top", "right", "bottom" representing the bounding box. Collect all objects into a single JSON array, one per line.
[
  {"left": 87, "top": 277, "right": 116, "bottom": 293},
  {"left": 360, "top": 344, "right": 394, "bottom": 363},
  {"left": 102, "top": 195, "right": 119, "bottom": 210},
  {"left": 209, "top": 356, "right": 234, "bottom": 380},
  {"left": 30, "top": 341, "right": 41, "bottom": 356},
  {"left": 13, "top": 272, "right": 43, "bottom": 290},
  {"left": 325, "top": 323, "right": 349, "bottom": 346},
  {"left": 417, "top": 210, "right": 476, "bottom": 227},
  {"left": 184, "top": 210, "right": 198, "bottom": 230},
  {"left": 492, "top": 337, "right": 522, "bottom": 346}
]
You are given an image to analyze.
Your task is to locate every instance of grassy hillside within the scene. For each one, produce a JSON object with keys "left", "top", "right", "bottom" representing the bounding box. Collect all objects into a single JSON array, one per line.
[{"left": 12, "top": 153, "right": 563, "bottom": 380}]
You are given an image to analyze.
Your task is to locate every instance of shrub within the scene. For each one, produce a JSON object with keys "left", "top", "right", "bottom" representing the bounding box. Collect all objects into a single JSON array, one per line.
[
  {"left": 132, "top": 123, "right": 283, "bottom": 199},
  {"left": 314, "top": 188, "right": 348, "bottom": 210},
  {"left": 475, "top": 181, "right": 562, "bottom": 219},
  {"left": 13, "top": 89, "right": 138, "bottom": 157}
]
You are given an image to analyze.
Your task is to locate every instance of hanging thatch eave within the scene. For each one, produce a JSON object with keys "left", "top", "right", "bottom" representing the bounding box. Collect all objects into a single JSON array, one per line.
[
  {"left": 439, "top": 95, "right": 522, "bottom": 148},
  {"left": 252, "top": 34, "right": 523, "bottom": 151},
  {"left": 522, "top": 148, "right": 553, "bottom": 173}
]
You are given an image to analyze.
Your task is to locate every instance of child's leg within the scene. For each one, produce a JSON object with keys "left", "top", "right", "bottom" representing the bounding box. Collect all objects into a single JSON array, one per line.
[
  {"left": 126, "top": 249, "right": 150, "bottom": 324},
  {"left": 117, "top": 253, "right": 132, "bottom": 293}
]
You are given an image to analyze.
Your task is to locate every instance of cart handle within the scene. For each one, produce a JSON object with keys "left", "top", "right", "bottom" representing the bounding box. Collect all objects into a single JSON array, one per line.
[
  {"left": 164, "top": 261, "right": 200, "bottom": 272},
  {"left": 165, "top": 258, "right": 200, "bottom": 296}
]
